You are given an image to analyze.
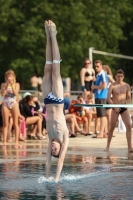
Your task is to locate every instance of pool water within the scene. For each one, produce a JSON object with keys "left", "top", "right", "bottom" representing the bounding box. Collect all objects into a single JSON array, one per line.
[{"left": 0, "top": 160, "right": 133, "bottom": 200}]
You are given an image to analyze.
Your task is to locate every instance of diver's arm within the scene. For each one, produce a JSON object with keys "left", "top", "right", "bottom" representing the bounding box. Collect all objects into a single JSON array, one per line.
[
  {"left": 54, "top": 137, "right": 69, "bottom": 182},
  {"left": 45, "top": 140, "right": 52, "bottom": 179}
]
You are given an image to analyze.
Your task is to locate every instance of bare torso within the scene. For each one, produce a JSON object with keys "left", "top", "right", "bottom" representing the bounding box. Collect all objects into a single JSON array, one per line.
[
  {"left": 46, "top": 104, "right": 69, "bottom": 143},
  {"left": 81, "top": 68, "right": 94, "bottom": 82},
  {"left": 111, "top": 82, "right": 129, "bottom": 104}
]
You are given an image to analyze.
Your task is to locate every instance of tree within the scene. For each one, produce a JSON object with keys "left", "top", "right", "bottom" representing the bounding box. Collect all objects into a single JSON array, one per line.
[{"left": 0, "top": 0, "right": 132, "bottom": 89}]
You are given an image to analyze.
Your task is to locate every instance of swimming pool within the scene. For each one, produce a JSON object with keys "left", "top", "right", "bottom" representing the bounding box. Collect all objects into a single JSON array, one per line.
[
  {"left": 0, "top": 158, "right": 133, "bottom": 200},
  {"left": 0, "top": 134, "right": 133, "bottom": 200}
]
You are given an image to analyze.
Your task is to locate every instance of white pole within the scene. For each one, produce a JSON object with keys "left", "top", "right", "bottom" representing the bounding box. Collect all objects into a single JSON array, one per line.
[
  {"left": 74, "top": 104, "right": 133, "bottom": 108},
  {"left": 93, "top": 50, "right": 133, "bottom": 60},
  {"left": 89, "top": 47, "right": 94, "bottom": 68}
]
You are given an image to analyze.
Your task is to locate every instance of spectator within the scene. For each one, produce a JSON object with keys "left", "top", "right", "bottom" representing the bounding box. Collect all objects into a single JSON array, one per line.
[
  {"left": 64, "top": 97, "right": 84, "bottom": 137},
  {"left": 19, "top": 94, "right": 43, "bottom": 140},
  {"left": 0, "top": 99, "right": 25, "bottom": 142},
  {"left": 103, "top": 65, "right": 115, "bottom": 134},
  {"left": 1, "top": 70, "right": 20, "bottom": 147},
  {"left": 69, "top": 95, "right": 89, "bottom": 136},
  {"left": 105, "top": 69, "right": 133, "bottom": 153},
  {"left": 85, "top": 93, "right": 99, "bottom": 135},
  {"left": 33, "top": 96, "right": 43, "bottom": 112},
  {"left": 91, "top": 60, "right": 108, "bottom": 138},
  {"left": 32, "top": 96, "right": 46, "bottom": 130},
  {"left": 80, "top": 58, "right": 95, "bottom": 100}
]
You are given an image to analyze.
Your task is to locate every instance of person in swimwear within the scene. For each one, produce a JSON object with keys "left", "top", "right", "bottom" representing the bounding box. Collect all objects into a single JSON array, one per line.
[
  {"left": 1, "top": 70, "right": 20, "bottom": 147},
  {"left": 42, "top": 20, "right": 69, "bottom": 182},
  {"left": 104, "top": 69, "right": 133, "bottom": 153},
  {"left": 80, "top": 58, "right": 95, "bottom": 99}
]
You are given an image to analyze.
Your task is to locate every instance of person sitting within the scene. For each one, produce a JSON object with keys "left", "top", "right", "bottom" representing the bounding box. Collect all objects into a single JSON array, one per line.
[
  {"left": 64, "top": 97, "right": 84, "bottom": 137},
  {"left": 32, "top": 95, "right": 46, "bottom": 131},
  {"left": 85, "top": 93, "right": 99, "bottom": 135},
  {"left": 19, "top": 94, "right": 43, "bottom": 140},
  {"left": 69, "top": 95, "right": 89, "bottom": 136}
]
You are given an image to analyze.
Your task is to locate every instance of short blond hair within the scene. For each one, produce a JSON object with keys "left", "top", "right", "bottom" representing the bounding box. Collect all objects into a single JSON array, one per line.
[{"left": 87, "top": 93, "right": 93, "bottom": 99}]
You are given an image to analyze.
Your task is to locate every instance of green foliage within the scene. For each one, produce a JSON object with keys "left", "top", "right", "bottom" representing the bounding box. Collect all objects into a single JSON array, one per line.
[{"left": 0, "top": 0, "right": 133, "bottom": 88}]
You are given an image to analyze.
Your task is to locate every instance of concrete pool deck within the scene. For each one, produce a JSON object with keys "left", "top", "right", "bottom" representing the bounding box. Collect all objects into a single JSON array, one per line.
[{"left": 0, "top": 132, "right": 133, "bottom": 165}]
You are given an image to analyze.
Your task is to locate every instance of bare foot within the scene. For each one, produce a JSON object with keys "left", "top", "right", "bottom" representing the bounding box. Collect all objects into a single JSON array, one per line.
[
  {"left": 103, "top": 134, "right": 108, "bottom": 138},
  {"left": 104, "top": 147, "right": 109, "bottom": 151},
  {"left": 48, "top": 20, "right": 57, "bottom": 36},
  {"left": 128, "top": 149, "right": 133, "bottom": 153},
  {"left": 44, "top": 20, "right": 50, "bottom": 37},
  {"left": 97, "top": 134, "right": 104, "bottom": 138},
  {"left": 92, "top": 134, "right": 104, "bottom": 138},
  {"left": 84, "top": 132, "right": 89, "bottom": 136},
  {"left": 19, "top": 137, "right": 26, "bottom": 142}
]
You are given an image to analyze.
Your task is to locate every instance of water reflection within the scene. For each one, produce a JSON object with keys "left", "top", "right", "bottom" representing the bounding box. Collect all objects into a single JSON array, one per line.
[
  {"left": 44, "top": 184, "right": 66, "bottom": 200},
  {"left": 80, "top": 155, "right": 133, "bottom": 166}
]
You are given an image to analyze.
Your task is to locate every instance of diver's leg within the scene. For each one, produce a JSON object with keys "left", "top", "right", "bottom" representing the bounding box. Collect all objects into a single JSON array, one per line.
[
  {"left": 42, "top": 21, "right": 53, "bottom": 98},
  {"left": 49, "top": 20, "right": 63, "bottom": 98}
]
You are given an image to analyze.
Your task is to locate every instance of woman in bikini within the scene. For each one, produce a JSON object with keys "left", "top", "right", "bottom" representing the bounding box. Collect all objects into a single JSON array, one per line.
[
  {"left": 1, "top": 70, "right": 20, "bottom": 147},
  {"left": 80, "top": 58, "right": 95, "bottom": 100},
  {"left": 42, "top": 20, "right": 69, "bottom": 182}
]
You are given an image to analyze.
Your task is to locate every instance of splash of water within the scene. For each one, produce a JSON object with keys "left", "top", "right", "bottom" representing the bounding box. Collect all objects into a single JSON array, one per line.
[
  {"left": 38, "top": 166, "right": 133, "bottom": 184},
  {"left": 38, "top": 176, "right": 55, "bottom": 184}
]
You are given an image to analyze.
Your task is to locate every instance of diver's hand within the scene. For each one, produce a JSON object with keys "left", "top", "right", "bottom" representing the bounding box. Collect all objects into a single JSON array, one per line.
[{"left": 54, "top": 178, "right": 58, "bottom": 183}]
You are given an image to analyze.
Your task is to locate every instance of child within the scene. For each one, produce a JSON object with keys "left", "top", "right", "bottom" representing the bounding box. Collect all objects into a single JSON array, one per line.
[
  {"left": 85, "top": 94, "right": 99, "bottom": 135},
  {"left": 69, "top": 95, "right": 89, "bottom": 135}
]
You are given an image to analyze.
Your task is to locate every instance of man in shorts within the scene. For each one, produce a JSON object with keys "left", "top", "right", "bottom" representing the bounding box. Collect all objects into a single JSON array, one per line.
[
  {"left": 105, "top": 69, "right": 133, "bottom": 152},
  {"left": 91, "top": 60, "right": 108, "bottom": 138}
]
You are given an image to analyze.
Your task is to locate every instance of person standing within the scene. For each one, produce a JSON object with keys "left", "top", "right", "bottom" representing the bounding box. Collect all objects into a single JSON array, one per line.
[
  {"left": 91, "top": 60, "right": 108, "bottom": 138},
  {"left": 1, "top": 70, "right": 20, "bottom": 147},
  {"left": 103, "top": 65, "right": 115, "bottom": 134},
  {"left": 80, "top": 58, "right": 95, "bottom": 100},
  {"left": 104, "top": 69, "right": 133, "bottom": 152}
]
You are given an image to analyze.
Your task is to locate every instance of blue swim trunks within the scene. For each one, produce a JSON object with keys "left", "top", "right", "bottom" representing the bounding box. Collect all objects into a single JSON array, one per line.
[{"left": 44, "top": 92, "right": 64, "bottom": 105}]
